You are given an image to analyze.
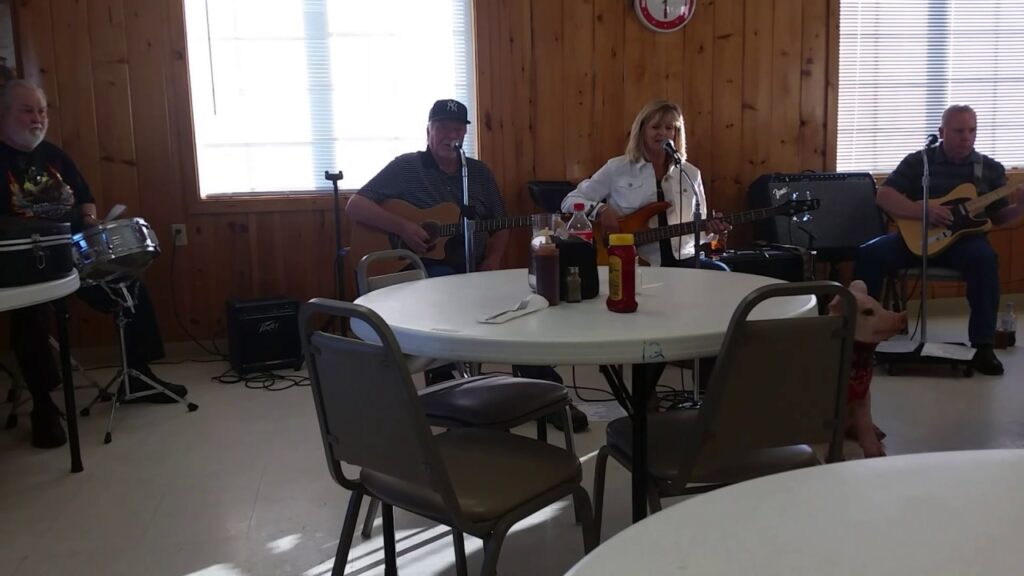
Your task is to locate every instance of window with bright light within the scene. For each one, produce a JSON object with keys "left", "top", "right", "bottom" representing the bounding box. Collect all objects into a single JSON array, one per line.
[
  {"left": 183, "top": 0, "right": 476, "bottom": 197},
  {"left": 837, "top": 0, "right": 1024, "bottom": 173}
]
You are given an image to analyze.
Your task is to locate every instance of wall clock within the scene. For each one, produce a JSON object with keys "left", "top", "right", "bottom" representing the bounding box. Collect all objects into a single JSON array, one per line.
[{"left": 634, "top": 0, "right": 697, "bottom": 33}]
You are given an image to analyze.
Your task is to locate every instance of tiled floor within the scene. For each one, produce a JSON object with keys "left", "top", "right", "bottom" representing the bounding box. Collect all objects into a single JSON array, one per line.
[{"left": 1, "top": 297, "right": 1021, "bottom": 576}]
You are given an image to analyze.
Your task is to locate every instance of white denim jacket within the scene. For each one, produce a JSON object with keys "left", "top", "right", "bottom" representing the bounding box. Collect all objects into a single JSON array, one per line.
[{"left": 561, "top": 155, "right": 711, "bottom": 265}]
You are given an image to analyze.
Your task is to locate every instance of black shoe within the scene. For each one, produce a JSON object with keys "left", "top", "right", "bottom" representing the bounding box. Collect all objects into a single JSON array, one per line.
[
  {"left": 972, "top": 345, "right": 1004, "bottom": 376},
  {"left": 548, "top": 403, "right": 589, "bottom": 433},
  {"left": 30, "top": 402, "right": 67, "bottom": 449}
]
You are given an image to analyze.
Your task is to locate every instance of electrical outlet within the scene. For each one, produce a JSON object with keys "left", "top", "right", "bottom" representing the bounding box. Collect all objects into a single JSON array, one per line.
[{"left": 171, "top": 224, "right": 188, "bottom": 246}]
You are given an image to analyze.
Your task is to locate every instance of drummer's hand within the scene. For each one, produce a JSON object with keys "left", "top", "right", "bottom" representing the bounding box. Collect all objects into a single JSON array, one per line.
[
  {"left": 82, "top": 215, "right": 101, "bottom": 228},
  {"left": 706, "top": 211, "right": 731, "bottom": 235}
]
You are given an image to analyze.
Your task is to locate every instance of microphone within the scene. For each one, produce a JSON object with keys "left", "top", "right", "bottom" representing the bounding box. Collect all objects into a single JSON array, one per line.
[
  {"left": 449, "top": 140, "right": 463, "bottom": 151},
  {"left": 924, "top": 134, "right": 938, "bottom": 148},
  {"left": 662, "top": 139, "right": 682, "bottom": 163}
]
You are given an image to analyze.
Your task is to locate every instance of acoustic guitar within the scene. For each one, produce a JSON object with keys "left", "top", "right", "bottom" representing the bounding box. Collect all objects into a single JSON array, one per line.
[
  {"left": 349, "top": 199, "right": 533, "bottom": 276},
  {"left": 593, "top": 197, "right": 820, "bottom": 264},
  {"left": 895, "top": 176, "right": 1024, "bottom": 257}
]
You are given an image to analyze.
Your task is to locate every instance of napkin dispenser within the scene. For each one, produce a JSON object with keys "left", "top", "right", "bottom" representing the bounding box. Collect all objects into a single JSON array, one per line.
[{"left": 552, "top": 236, "right": 599, "bottom": 301}]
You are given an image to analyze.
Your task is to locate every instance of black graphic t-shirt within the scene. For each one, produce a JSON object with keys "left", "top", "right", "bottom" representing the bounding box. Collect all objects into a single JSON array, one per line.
[{"left": 0, "top": 141, "right": 94, "bottom": 231}]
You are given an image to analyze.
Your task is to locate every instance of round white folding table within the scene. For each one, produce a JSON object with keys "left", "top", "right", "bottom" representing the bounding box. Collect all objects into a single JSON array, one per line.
[
  {"left": 567, "top": 449, "right": 1024, "bottom": 575},
  {"left": 353, "top": 267, "right": 817, "bottom": 521},
  {"left": 0, "top": 272, "right": 84, "bottom": 472}
]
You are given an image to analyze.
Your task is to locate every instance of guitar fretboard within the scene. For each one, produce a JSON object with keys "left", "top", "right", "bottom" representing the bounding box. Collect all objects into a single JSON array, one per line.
[
  {"left": 438, "top": 215, "right": 534, "bottom": 236},
  {"left": 632, "top": 206, "right": 784, "bottom": 247},
  {"left": 964, "top": 183, "right": 1017, "bottom": 216}
]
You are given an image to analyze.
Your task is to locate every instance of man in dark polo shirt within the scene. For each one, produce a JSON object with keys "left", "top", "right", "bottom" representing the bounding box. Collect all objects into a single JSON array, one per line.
[
  {"left": 855, "top": 105, "right": 1024, "bottom": 375},
  {"left": 346, "top": 99, "right": 508, "bottom": 275},
  {"left": 347, "top": 99, "right": 588, "bottom": 432}
]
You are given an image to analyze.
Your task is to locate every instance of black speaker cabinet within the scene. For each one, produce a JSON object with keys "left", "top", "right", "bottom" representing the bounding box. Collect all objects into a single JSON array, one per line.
[
  {"left": 748, "top": 172, "right": 886, "bottom": 260},
  {"left": 226, "top": 298, "right": 303, "bottom": 375}
]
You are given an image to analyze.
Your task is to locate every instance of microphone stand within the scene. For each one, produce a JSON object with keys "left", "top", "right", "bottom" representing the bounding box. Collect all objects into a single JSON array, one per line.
[
  {"left": 918, "top": 143, "right": 931, "bottom": 342},
  {"left": 324, "top": 171, "right": 346, "bottom": 301},
  {"left": 457, "top": 145, "right": 475, "bottom": 273},
  {"left": 671, "top": 150, "right": 704, "bottom": 402}
]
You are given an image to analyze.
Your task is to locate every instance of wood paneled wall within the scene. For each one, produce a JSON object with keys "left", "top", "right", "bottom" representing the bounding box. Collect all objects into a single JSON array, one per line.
[{"left": 4, "top": 0, "right": 1022, "bottom": 348}]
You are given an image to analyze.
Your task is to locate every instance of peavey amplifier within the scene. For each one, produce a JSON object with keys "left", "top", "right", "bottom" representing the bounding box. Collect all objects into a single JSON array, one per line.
[{"left": 226, "top": 298, "right": 303, "bottom": 375}]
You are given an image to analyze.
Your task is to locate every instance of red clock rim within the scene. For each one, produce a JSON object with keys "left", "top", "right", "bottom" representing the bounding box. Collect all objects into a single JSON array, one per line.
[{"left": 637, "top": 0, "right": 695, "bottom": 31}]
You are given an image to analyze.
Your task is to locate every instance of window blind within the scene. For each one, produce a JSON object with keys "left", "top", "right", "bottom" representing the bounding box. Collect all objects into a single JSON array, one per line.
[
  {"left": 837, "top": 0, "right": 1024, "bottom": 173},
  {"left": 183, "top": 0, "right": 476, "bottom": 196}
]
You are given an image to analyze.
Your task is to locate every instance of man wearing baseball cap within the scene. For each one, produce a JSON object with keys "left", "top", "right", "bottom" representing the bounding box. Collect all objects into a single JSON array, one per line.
[
  {"left": 347, "top": 99, "right": 589, "bottom": 432},
  {"left": 348, "top": 98, "right": 507, "bottom": 274}
]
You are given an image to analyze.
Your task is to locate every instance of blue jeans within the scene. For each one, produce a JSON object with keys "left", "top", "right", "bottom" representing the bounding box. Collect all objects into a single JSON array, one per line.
[{"left": 854, "top": 232, "right": 999, "bottom": 345}]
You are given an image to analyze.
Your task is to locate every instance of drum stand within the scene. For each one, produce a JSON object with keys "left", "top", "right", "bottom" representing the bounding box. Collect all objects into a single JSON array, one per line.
[{"left": 79, "top": 280, "right": 198, "bottom": 443}]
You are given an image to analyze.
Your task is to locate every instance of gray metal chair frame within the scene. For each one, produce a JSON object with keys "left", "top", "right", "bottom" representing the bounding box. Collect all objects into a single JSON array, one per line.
[
  {"left": 592, "top": 281, "right": 856, "bottom": 538},
  {"left": 883, "top": 266, "right": 964, "bottom": 315},
  {"left": 301, "top": 299, "right": 596, "bottom": 576}
]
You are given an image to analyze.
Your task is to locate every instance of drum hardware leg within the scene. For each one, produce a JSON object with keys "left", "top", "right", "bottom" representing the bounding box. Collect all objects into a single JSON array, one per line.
[{"left": 81, "top": 282, "right": 199, "bottom": 442}]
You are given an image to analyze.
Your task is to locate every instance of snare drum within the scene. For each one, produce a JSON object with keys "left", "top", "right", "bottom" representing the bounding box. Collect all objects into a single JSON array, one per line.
[{"left": 72, "top": 217, "right": 160, "bottom": 283}]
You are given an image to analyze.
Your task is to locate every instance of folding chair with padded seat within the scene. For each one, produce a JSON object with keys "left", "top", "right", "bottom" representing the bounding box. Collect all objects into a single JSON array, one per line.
[
  {"left": 354, "top": 249, "right": 579, "bottom": 538},
  {"left": 592, "top": 281, "right": 856, "bottom": 538},
  {"left": 301, "top": 299, "right": 596, "bottom": 576}
]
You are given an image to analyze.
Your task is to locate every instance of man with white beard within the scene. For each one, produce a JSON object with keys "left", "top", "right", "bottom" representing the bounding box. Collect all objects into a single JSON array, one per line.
[{"left": 0, "top": 80, "right": 188, "bottom": 448}]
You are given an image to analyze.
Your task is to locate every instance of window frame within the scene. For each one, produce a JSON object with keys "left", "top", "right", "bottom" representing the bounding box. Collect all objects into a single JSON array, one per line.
[
  {"left": 829, "top": 0, "right": 1024, "bottom": 178},
  {"left": 171, "top": 0, "right": 479, "bottom": 214}
]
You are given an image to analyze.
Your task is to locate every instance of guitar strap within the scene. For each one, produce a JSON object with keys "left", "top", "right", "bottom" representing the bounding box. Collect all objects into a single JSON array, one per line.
[
  {"left": 973, "top": 157, "right": 987, "bottom": 194},
  {"left": 655, "top": 179, "right": 678, "bottom": 265}
]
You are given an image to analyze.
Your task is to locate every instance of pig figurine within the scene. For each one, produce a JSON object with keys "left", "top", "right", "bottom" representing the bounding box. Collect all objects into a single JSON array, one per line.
[{"left": 830, "top": 280, "right": 907, "bottom": 458}]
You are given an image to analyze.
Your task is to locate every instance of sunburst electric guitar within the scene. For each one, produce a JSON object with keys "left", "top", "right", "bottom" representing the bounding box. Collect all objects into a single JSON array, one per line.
[
  {"left": 593, "top": 197, "right": 821, "bottom": 264},
  {"left": 895, "top": 176, "right": 1024, "bottom": 257},
  {"left": 349, "top": 199, "right": 534, "bottom": 276}
]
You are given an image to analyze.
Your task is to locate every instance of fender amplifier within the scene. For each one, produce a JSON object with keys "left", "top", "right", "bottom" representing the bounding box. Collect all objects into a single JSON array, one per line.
[
  {"left": 226, "top": 298, "right": 303, "bottom": 375},
  {"left": 748, "top": 172, "right": 886, "bottom": 260}
]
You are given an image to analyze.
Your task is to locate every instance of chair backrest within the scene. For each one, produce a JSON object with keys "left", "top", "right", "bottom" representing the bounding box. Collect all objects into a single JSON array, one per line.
[
  {"left": 300, "top": 298, "right": 462, "bottom": 513},
  {"left": 677, "top": 281, "right": 856, "bottom": 477},
  {"left": 356, "top": 249, "right": 428, "bottom": 296}
]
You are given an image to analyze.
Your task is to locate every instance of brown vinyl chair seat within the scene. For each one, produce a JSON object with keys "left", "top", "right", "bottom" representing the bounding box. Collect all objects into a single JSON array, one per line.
[
  {"left": 361, "top": 428, "right": 581, "bottom": 524},
  {"left": 605, "top": 412, "right": 818, "bottom": 486},
  {"left": 420, "top": 375, "right": 569, "bottom": 428}
]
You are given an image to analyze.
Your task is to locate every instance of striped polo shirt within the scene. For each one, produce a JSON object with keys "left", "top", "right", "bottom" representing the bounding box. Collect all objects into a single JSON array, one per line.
[
  {"left": 884, "top": 146, "right": 1009, "bottom": 216},
  {"left": 358, "top": 149, "right": 508, "bottom": 268}
]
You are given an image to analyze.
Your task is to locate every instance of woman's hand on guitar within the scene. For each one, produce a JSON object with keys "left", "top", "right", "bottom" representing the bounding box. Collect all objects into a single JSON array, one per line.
[
  {"left": 924, "top": 202, "right": 954, "bottom": 228},
  {"left": 706, "top": 211, "right": 731, "bottom": 235},
  {"left": 400, "top": 221, "right": 431, "bottom": 253},
  {"left": 598, "top": 206, "right": 621, "bottom": 234}
]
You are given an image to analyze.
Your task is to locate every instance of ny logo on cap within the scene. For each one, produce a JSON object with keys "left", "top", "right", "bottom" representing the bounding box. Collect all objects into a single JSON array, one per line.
[{"left": 446, "top": 100, "right": 460, "bottom": 112}]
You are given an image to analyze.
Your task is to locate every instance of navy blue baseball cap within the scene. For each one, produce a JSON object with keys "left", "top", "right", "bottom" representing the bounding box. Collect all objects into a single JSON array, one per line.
[{"left": 428, "top": 99, "right": 471, "bottom": 125}]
